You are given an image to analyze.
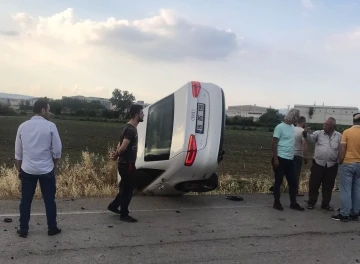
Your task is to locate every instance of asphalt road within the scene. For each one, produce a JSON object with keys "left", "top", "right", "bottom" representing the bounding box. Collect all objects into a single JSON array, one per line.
[{"left": 0, "top": 194, "right": 359, "bottom": 264}]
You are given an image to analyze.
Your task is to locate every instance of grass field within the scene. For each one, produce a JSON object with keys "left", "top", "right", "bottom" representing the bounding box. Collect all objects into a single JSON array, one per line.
[{"left": 0, "top": 116, "right": 316, "bottom": 198}]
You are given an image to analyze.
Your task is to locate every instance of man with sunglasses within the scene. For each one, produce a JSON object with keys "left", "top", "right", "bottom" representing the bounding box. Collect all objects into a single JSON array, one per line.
[{"left": 303, "top": 117, "right": 342, "bottom": 211}]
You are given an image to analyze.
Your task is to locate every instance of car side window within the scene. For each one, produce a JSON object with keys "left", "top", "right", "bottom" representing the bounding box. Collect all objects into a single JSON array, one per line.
[{"left": 144, "top": 94, "right": 175, "bottom": 161}]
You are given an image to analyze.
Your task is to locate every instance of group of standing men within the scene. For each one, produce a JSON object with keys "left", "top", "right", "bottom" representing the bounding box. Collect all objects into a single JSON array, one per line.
[
  {"left": 272, "top": 109, "right": 360, "bottom": 222},
  {"left": 12, "top": 98, "right": 360, "bottom": 238}
]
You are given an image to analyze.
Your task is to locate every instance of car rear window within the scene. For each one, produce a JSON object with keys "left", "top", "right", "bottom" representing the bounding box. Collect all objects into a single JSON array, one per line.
[{"left": 144, "top": 94, "right": 174, "bottom": 161}]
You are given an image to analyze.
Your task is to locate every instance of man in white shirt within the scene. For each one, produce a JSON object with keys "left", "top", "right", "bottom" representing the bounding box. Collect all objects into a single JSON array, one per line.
[
  {"left": 293, "top": 116, "right": 308, "bottom": 196},
  {"left": 303, "top": 117, "right": 341, "bottom": 211},
  {"left": 15, "top": 99, "right": 62, "bottom": 238}
]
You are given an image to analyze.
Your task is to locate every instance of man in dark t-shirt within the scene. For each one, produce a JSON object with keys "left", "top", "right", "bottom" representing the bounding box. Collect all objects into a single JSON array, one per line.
[
  {"left": 107, "top": 104, "right": 144, "bottom": 223},
  {"left": 118, "top": 123, "right": 138, "bottom": 164}
]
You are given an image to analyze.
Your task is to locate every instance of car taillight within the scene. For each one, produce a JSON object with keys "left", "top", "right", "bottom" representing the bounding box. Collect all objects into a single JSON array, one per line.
[
  {"left": 191, "top": 81, "right": 201, "bottom": 98},
  {"left": 185, "top": 134, "right": 197, "bottom": 166}
]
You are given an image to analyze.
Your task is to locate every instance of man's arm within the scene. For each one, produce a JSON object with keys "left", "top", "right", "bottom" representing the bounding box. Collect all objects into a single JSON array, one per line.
[
  {"left": 302, "top": 137, "right": 309, "bottom": 161},
  {"left": 272, "top": 138, "right": 279, "bottom": 159},
  {"left": 339, "top": 144, "right": 347, "bottom": 164},
  {"left": 272, "top": 125, "right": 281, "bottom": 167},
  {"left": 51, "top": 124, "right": 62, "bottom": 167},
  {"left": 272, "top": 137, "right": 280, "bottom": 168},
  {"left": 339, "top": 132, "right": 347, "bottom": 164},
  {"left": 14, "top": 125, "right": 23, "bottom": 172},
  {"left": 115, "top": 139, "right": 131, "bottom": 156},
  {"left": 112, "top": 128, "right": 135, "bottom": 159},
  {"left": 303, "top": 130, "right": 319, "bottom": 144}
]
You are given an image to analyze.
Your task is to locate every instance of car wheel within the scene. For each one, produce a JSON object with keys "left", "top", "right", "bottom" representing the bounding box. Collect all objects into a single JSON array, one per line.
[{"left": 175, "top": 173, "right": 219, "bottom": 193}]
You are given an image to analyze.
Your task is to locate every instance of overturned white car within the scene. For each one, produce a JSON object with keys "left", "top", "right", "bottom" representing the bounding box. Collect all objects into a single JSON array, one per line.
[{"left": 118, "top": 81, "right": 226, "bottom": 196}]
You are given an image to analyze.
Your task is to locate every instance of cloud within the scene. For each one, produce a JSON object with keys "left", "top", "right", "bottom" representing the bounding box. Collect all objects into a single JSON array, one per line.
[
  {"left": 325, "top": 28, "right": 360, "bottom": 52},
  {"left": 0, "top": 30, "right": 19, "bottom": 36},
  {"left": 9, "top": 8, "right": 240, "bottom": 61},
  {"left": 301, "top": 0, "right": 314, "bottom": 10}
]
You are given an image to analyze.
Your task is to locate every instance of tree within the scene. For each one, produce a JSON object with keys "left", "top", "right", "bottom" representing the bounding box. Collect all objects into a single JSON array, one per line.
[
  {"left": 19, "top": 100, "right": 31, "bottom": 111},
  {"left": 110, "top": 89, "right": 136, "bottom": 118},
  {"left": 258, "top": 108, "right": 280, "bottom": 126},
  {"left": 0, "top": 103, "right": 16, "bottom": 116},
  {"left": 49, "top": 99, "right": 63, "bottom": 115}
]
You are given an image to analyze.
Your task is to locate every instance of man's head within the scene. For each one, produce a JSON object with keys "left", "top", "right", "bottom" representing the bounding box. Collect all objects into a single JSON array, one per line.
[
  {"left": 297, "top": 116, "right": 306, "bottom": 128},
  {"left": 129, "top": 104, "right": 144, "bottom": 123},
  {"left": 323, "top": 117, "right": 336, "bottom": 134},
  {"left": 353, "top": 113, "right": 360, "bottom": 125},
  {"left": 33, "top": 99, "right": 50, "bottom": 120},
  {"left": 284, "top": 108, "right": 300, "bottom": 124}
]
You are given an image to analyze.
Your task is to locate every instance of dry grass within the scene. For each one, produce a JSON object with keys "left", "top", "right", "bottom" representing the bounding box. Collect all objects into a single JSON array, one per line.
[
  {"left": 0, "top": 151, "right": 119, "bottom": 200},
  {"left": 203, "top": 169, "right": 311, "bottom": 195},
  {"left": 0, "top": 150, "right": 315, "bottom": 199}
]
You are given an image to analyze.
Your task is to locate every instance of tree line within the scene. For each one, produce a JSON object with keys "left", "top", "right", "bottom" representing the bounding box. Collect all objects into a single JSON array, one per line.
[
  {"left": 226, "top": 108, "right": 285, "bottom": 127},
  {"left": 0, "top": 89, "right": 137, "bottom": 119}
]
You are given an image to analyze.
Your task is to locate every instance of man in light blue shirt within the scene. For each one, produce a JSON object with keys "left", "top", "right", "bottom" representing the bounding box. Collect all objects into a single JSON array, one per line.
[
  {"left": 15, "top": 99, "right": 62, "bottom": 238},
  {"left": 271, "top": 108, "right": 304, "bottom": 211}
]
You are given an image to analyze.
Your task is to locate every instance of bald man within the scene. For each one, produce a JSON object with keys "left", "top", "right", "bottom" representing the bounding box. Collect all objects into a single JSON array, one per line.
[{"left": 303, "top": 117, "right": 342, "bottom": 211}]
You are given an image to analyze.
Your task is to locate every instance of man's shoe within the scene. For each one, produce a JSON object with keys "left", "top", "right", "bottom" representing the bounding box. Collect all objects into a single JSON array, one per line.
[
  {"left": 120, "top": 215, "right": 138, "bottom": 223},
  {"left": 321, "top": 205, "right": 334, "bottom": 211},
  {"left": 48, "top": 228, "right": 62, "bottom": 236},
  {"left": 273, "top": 201, "right": 284, "bottom": 211},
  {"left": 290, "top": 203, "right": 305, "bottom": 211},
  {"left": 107, "top": 204, "right": 120, "bottom": 214},
  {"left": 350, "top": 214, "right": 359, "bottom": 221},
  {"left": 17, "top": 229, "right": 28, "bottom": 238},
  {"left": 331, "top": 214, "right": 350, "bottom": 222}
]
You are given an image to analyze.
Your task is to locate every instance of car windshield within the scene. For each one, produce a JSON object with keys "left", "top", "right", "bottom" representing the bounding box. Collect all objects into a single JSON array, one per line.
[{"left": 144, "top": 94, "right": 174, "bottom": 161}]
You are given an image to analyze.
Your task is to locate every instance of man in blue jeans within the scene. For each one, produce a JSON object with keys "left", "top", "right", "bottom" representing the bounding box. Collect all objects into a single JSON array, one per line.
[
  {"left": 332, "top": 113, "right": 360, "bottom": 221},
  {"left": 15, "top": 99, "right": 62, "bottom": 237}
]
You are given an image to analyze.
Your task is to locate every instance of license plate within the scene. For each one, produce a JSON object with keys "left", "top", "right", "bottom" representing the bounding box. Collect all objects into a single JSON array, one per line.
[{"left": 196, "top": 103, "right": 205, "bottom": 134}]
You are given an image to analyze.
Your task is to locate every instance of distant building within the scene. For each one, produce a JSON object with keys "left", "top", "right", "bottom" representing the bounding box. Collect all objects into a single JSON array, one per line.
[
  {"left": 295, "top": 104, "right": 359, "bottom": 126},
  {"left": 0, "top": 97, "right": 39, "bottom": 110},
  {"left": 135, "top": 100, "right": 150, "bottom": 108},
  {"left": 226, "top": 105, "right": 269, "bottom": 121}
]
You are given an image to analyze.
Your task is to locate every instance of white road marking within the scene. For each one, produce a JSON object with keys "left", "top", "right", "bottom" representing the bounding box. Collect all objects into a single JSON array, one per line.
[{"left": 0, "top": 205, "right": 260, "bottom": 217}]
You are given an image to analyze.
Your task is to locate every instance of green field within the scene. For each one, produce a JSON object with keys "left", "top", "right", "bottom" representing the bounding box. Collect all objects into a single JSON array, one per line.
[
  {"left": 0, "top": 116, "right": 280, "bottom": 178},
  {"left": 0, "top": 116, "right": 318, "bottom": 198}
]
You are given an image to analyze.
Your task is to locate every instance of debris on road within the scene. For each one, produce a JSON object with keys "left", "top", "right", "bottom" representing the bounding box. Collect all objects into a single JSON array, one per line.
[
  {"left": 3, "top": 218, "right": 12, "bottom": 223},
  {"left": 226, "top": 196, "right": 244, "bottom": 201}
]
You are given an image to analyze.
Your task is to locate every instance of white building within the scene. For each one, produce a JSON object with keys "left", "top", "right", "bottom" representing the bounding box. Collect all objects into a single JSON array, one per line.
[
  {"left": 295, "top": 104, "right": 359, "bottom": 126},
  {"left": 0, "top": 98, "right": 27, "bottom": 110},
  {"left": 135, "top": 100, "right": 150, "bottom": 108},
  {"left": 226, "top": 105, "right": 268, "bottom": 121}
]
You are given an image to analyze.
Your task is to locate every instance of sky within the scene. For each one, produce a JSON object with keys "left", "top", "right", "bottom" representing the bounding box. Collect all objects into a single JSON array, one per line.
[{"left": 1, "top": 0, "right": 360, "bottom": 109}]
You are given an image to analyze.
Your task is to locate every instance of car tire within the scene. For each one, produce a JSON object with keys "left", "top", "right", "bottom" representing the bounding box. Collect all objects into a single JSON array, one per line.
[{"left": 175, "top": 173, "right": 219, "bottom": 193}]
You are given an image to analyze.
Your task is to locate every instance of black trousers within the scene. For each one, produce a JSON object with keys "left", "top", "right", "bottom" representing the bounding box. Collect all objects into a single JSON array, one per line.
[
  {"left": 293, "top": 155, "right": 303, "bottom": 193},
  {"left": 272, "top": 157, "right": 297, "bottom": 204},
  {"left": 109, "top": 163, "right": 136, "bottom": 217},
  {"left": 308, "top": 160, "right": 338, "bottom": 207}
]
